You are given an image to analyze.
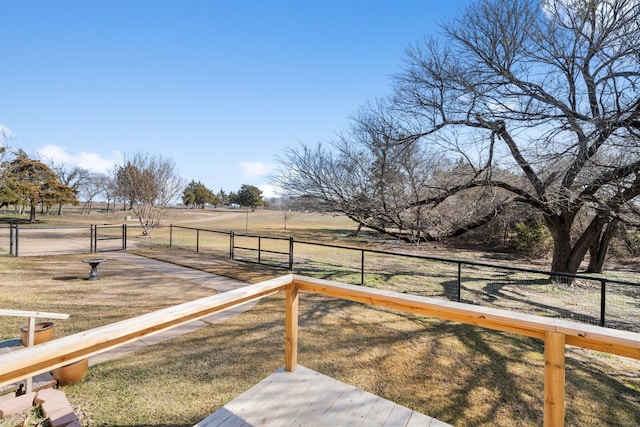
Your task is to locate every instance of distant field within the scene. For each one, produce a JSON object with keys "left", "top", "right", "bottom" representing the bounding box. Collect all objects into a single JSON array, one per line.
[
  {"left": 0, "top": 206, "right": 363, "bottom": 256},
  {"left": 6, "top": 204, "right": 639, "bottom": 270}
]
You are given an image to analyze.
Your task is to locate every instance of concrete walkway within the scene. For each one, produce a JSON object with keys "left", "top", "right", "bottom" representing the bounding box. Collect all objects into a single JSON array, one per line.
[{"left": 89, "top": 252, "right": 255, "bottom": 365}]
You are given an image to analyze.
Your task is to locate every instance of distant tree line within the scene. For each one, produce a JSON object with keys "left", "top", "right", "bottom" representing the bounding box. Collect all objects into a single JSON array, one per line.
[
  {"left": 181, "top": 182, "right": 265, "bottom": 212},
  {"left": 0, "top": 143, "right": 266, "bottom": 235}
]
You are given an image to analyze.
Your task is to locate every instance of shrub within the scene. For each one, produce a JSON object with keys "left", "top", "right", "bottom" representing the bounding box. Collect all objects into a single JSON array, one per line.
[
  {"left": 511, "top": 221, "right": 552, "bottom": 258},
  {"left": 622, "top": 232, "right": 640, "bottom": 256}
]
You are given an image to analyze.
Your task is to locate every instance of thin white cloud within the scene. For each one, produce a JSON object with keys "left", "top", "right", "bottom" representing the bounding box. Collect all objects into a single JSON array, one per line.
[
  {"left": 259, "top": 184, "right": 278, "bottom": 198},
  {"left": 240, "top": 161, "right": 276, "bottom": 178},
  {"left": 37, "top": 144, "right": 122, "bottom": 174}
]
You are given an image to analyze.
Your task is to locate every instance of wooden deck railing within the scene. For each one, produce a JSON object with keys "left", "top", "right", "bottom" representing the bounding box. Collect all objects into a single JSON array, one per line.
[
  {"left": 0, "top": 275, "right": 638, "bottom": 427},
  {"left": 0, "top": 309, "right": 70, "bottom": 393}
]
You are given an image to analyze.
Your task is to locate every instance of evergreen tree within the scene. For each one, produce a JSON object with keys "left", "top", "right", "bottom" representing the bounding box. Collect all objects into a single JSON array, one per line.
[{"left": 0, "top": 152, "right": 78, "bottom": 222}]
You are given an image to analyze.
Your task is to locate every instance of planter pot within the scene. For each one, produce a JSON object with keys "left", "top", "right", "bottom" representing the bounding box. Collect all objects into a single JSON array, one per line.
[
  {"left": 53, "top": 358, "right": 89, "bottom": 386},
  {"left": 20, "top": 321, "right": 55, "bottom": 346}
]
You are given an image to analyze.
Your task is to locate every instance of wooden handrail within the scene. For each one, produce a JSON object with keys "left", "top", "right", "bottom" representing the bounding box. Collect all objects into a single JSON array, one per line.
[
  {"left": 0, "top": 274, "right": 638, "bottom": 427},
  {"left": 0, "top": 309, "right": 69, "bottom": 320},
  {"left": 288, "top": 275, "right": 640, "bottom": 427},
  {"left": 0, "top": 275, "right": 289, "bottom": 387},
  {"left": 0, "top": 308, "right": 70, "bottom": 392},
  {"left": 291, "top": 275, "right": 640, "bottom": 359}
]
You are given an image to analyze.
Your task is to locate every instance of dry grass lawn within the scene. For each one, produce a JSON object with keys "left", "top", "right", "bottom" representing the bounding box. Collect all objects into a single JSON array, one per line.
[
  {"left": 0, "top": 253, "right": 216, "bottom": 340},
  {"left": 0, "top": 249, "right": 638, "bottom": 426}
]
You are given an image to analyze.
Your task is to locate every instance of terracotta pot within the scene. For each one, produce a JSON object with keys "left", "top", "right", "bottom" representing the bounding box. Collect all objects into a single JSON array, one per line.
[
  {"left": 53, "top": 358, "right": 89, "bottom": 386},
  {"left": 20, "top": 321, "right": 55, "bottom": 346}
]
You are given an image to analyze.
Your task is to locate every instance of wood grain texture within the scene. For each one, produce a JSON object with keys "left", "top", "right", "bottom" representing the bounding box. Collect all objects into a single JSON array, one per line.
[{"left": 195, "top": 366, "right": 446, "bottom": 427}]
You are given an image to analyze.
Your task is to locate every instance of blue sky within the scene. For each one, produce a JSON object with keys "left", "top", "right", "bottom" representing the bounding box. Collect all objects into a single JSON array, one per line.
[{"left": 1, "top": 0, "right": 470, "bottom": 197}]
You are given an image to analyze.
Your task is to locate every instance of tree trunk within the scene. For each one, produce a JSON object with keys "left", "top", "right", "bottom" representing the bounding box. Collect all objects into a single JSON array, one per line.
[
  {"left": 546, "top": 213, "right": 576, "bottom": 274},
  {"left": 57, "top": 202, "right": 63, "bottom": 215},
  {"left": 586, "top": 220, "right": 618, "bottom": 273},
  {"left": 29, "top": 203, "right": 36, "bottom": 223},
  {"left": 546, "top": 212, "right": 606, "bottom": 278}
]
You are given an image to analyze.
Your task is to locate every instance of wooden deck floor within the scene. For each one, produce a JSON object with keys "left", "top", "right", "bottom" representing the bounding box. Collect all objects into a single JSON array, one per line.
[{"left": 195, "top": 366, "right": 450, "bottom": 427}]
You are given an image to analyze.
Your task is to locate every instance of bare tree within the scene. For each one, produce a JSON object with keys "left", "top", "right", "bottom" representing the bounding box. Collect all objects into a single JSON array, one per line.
[
  {"left": 99, "top": 174, "right": 119, "bottom": 213},
  {"left": 112, "top": 153, "right": 184, "bottom": 235},
  {"left": 79, "top": 173, "right": 105, "bottom": 214},
  {"left": 0, "top": 126, "right": 14, "bottom": 191},
  {"left": 47, "top": 162, "right": 91, "bottom": 215},
  {"left": 273, "top": 100, "right": 511, "bottom": 241},
  {"left": 266, "top": 196, "right": 306, "bottom": 230},
  {"left": 385, "top": 0, "right": 640, "bottom": 274},
  {"left": 277, "top": 0, "right": 640, "bottom": 275}
]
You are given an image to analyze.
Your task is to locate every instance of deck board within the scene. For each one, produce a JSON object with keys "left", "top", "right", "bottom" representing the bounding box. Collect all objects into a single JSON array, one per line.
[
  {"left": 195, "top": 366, "right": 450, "bottom": 427},
  {"left": 359, "top": 396, "right": 397, "bottom": 426},
  {"left": 255, "top": 369, "right": 338, "bottom": 425}
]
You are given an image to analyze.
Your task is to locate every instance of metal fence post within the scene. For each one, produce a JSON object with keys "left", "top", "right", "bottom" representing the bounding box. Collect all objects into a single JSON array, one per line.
[
  {"left": 123, "top": 224, "right": 127, "bottom": 251},
  {"left": 9, "top": 224, "right": 14, "bottom": 256},
  {"left": 230, "top": 231, "right": 235, "bottom": 259},
  {"left": 169, "top": 224, "right": 173, "bottom": 248},
  {"left": 289, "top": 237, "right": 294, "bottom": 271},
  {"left": 196, "top": 229, "right": 200, "bottom": 253},
  {"left": 600, "top": 279, "right": 607, "bottom": 327},
  {"left": 457, "top": 263, "right": 462, "bottom": 302},
  {"left": 90, "top": 224, "right": 94, "bottom": 253},
  {"left": 361, "top": 250, "right": 365, "bottom": 285}
]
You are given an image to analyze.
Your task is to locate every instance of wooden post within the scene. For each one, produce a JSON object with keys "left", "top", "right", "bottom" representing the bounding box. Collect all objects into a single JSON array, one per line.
[
  {"left": 285, "top": 281, "right": 299, "bottom": 372},
  {"left": 25, "top": 317, "right": 36, "bottom": 393},
  {"left": 544, "top": 331, "right": 565, "bottom": 427}
]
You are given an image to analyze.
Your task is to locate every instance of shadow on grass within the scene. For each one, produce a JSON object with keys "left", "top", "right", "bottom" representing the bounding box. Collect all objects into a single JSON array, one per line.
[
  {"left": 62, "top": 288, "right": 640, "bottom": 427},
  {"left": 0, "top": 216, "right": 37, "bottom": 224},
  {"left": 134, "top": 245, "right": 640, "bottom": 335}
]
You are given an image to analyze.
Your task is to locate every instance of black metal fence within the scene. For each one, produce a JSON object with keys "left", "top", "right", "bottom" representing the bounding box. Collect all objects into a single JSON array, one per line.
[
  {"left": 167, "top": 224, "right": 640, "bottom": 332},
  {"left": 2, "top": 224, "right": 130, "bottom": 256},
  {"left": 90, "top": 224, "right": 128, "bottom": 253},
  {"left": 2, "top": 223, "right": 638, "bottom": 332}
]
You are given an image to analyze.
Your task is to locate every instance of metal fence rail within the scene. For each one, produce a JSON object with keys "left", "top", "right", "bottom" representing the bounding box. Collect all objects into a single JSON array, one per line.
[
  {"left": 2, "top": 223, "right": 638, "bottom": 332},
  {"left": 1, "top": 224, "right": 135, "bottom": 255},
  {"left": 89, "top": 224, "right": 128, "bottom": 252},
  {"left": 2, "top": 225, "right": 91, "bottom": 256},
  {"left": 168, "top": 225, "right": 640, "bottom": 332}
]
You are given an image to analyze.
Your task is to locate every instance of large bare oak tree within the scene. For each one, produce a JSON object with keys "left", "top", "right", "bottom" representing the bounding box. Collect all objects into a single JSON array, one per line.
[
  {"left": 276, "top": 0, "right": 640, "bottom": 275},
  {"left": 394, "top": 0, "right": 640, "bottom": 274}
]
